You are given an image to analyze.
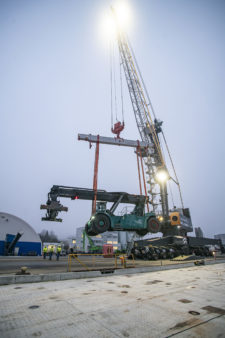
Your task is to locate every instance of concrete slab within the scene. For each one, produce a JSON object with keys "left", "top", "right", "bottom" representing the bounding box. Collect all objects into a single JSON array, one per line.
[{"left": 0, "top": 263, "right": 225, "bottom": 337}]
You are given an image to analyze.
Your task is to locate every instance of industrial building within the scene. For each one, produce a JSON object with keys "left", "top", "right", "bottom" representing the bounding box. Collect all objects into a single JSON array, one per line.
[
  {"left": 214, "top": 234, "right": 225, "bottom": 245},
  {"left": 75, "top": 226, "right": 133, "bottom": 252},
  {"left": 195, "top": 227, "right": 204, "bottom": 237},
  {"left": 0, "top": 212, "right": 42, "bottom": 256}
]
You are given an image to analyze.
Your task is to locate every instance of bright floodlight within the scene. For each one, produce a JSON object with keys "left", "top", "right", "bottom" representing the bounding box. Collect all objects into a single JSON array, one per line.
[
  {"left": 155, "top": 169, "right": 169, "bottom": 183},
  {"left": 100, "top": 11, "right": 117, "bottom": 40},
  {"left": 100, "top": 0, "right": 132, "bottom": 41},
  {"left": 113, "top": 0, "right": 131, "bottom": 30}
]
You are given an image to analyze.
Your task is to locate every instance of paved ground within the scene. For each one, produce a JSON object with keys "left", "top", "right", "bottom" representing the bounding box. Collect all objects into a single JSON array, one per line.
[
  {"left": 0, "top": 256, "right": 70, "bottom": 275},
  {"left": 0, "top": 263, "right": 225, "bottom": 337},
  {"left": 0, "top": 256, "right": 222, "bottom": 275}
]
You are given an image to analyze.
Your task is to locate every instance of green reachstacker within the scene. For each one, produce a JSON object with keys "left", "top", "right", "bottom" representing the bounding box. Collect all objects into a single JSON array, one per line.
[{"left": 40, "top": 185, "right": 160, "bottom": 237}]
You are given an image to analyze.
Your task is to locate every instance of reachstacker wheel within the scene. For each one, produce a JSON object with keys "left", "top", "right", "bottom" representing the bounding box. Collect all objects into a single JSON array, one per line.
[
  {"left": 93, "top": 214, "right": 110, "bottom": 233},
  {"left": 147, "top": 217, "right": 160, "bottom": 233},
  {"left": 136, "top": 230, "right": 147, "bottom": 236},
  {"left": 85, "top": 223, "right": 97, "bottom": 236}
]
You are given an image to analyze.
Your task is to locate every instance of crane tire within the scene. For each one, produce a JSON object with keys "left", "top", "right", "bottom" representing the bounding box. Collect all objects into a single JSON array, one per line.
[
  {"left": 147, "top": 217, "right": 160, "bottom": 233},
  {"left": 93, "top": 214, "right": 110, "bottom": 233}
]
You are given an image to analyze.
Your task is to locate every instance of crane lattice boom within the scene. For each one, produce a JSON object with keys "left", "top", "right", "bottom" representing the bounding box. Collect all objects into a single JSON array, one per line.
[{"left": 114, "top": 18, "right": 169, "bottom": 218}]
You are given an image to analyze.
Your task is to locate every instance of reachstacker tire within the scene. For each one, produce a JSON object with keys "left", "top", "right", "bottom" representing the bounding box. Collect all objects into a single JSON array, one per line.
[
  {"left": 93, "top": 214, "right": 110, "bottom": 234},
  {"left": 136, "top": 230, "right": 148, "bottom": 236},
  {"left": 85, "top": 223, "right": 97, "bottom": 236},
  {"left": 147, "top": 217, "right": 160, "bottom": 233}
]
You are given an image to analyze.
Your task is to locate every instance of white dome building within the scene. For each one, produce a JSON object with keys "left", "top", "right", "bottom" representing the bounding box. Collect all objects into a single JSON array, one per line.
[{"left": 0, "top": 212, "right": 42, "bottom": 256}]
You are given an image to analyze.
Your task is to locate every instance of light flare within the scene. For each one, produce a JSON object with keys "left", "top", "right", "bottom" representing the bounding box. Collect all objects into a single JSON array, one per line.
[
  {"left": 99, "top": 1, "right": 132, "bottom": 42},
  {"left": 113, "top": 0, "right": 131, "bottom": 31},
  {"left": 155, "top": 169, "right": 169, "bottom": 183}
]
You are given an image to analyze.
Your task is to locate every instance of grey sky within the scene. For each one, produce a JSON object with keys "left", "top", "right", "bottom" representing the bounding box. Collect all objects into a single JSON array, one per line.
[{"left": 1, "top": 0, "right": 225, "bottom": 239}]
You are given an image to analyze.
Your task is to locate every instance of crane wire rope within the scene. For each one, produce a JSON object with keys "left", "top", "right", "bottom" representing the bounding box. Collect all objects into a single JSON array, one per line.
[
  {"left": 136, "top": 148, "right": 142, "bottom": 195},
  {"left": 138, "top": 146, "right": 150, "bottom": 212},
  {"left": 161, "top": 131, "right": 184, "bottom": 208},
  {"left": 110, "top": 40, "right": 113, "bottom": 128},
  {"left": 112, "top": 42, "right": 118, "bottom": 121},
  {"left": 120, "top": 34, "right": 165, "bottom": 168},
  {"left": 128, "top": 35, "right": 183, "bottom": 209},
  {"left": 127, "top": 37, "right": 156, "bottom": 120},
  {"left": 119, "top": 54, "right": 125, "bottom": 122},
  {"left": 136, "top": 145, "right": 149, "bottom": 212},
  {"left": 159, "top": 135, "right": 175, "bottom": 209},
  {"left": 168, "top": 180, "right": 175, "bottom": 209}
]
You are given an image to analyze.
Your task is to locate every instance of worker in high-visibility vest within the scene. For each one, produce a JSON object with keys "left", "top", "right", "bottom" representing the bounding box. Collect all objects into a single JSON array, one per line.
[
  {"left": 43, "top": 246, "right": 47, "bottom": 259},
  {"left": 49, "top": 246, "right": 54, "bottom": 260},
  {"left": 56, "top": 246, "right": 61, "bottom": 261}
]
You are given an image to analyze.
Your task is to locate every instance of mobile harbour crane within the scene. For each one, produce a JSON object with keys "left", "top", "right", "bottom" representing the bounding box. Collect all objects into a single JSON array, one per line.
[
  {"left": 40, "top": 3, "right": 224, "bottom": 258},
  {"left": 41, "top": 3, "right": 193, "bottom": 238}
]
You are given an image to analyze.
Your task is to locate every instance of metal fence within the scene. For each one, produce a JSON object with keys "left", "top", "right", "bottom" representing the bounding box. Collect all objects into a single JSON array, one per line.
[{"left": 67, "top": 253, "right": 135, "bottom": 272}]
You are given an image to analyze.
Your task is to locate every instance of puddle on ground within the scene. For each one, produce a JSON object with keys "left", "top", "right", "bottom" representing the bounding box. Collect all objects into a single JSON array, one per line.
[
  {"left": 29, "top": 305, "right": 40, "bottom": 310},
  {"left": 145, "top": 280, "right": 163, "bottom": 285},
  {"left": 170, "top": 318, "right": 199, "bottom": 330},
  {"left": 202, "top": 306, "right": 225, "bottom": 315},
  {"left": 32, "top": 331, "right": 42, "bottom": 336},
  {"left": 14, "top": 287, "right": 22, "bottom": 289},
  {"left": 178, "top": 299, "right": 192, "bottom": 303}
]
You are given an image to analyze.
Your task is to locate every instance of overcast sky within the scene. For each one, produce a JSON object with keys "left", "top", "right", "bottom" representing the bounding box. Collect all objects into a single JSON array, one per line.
[{"left": 1, "top": 0, "right": 225, "bottom": 239}]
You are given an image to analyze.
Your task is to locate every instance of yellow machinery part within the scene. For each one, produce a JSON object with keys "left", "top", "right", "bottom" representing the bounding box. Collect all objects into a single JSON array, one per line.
[{"left": 169, "top": 212, "right": 181, "bottom": 226}]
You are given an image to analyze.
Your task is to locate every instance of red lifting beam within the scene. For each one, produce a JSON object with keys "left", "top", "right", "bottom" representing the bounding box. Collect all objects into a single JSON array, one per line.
[{"left": 92, "top": 135, "right": 100, "bottom": 215}]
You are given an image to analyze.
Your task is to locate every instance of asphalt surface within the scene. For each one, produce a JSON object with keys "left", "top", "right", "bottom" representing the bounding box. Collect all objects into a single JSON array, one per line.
[
  {"left": 0, "top": 255, "right": 224, "bottom": 275},
  {"left": 0, "top": 256, "right": 70, "bottom": 274}
]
